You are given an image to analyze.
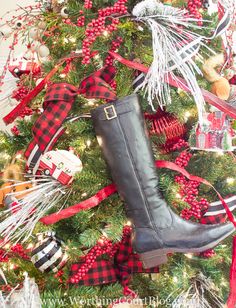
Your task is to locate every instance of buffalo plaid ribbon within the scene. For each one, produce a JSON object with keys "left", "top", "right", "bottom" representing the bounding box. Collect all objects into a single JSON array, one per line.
[
  {"left": 70, "top": 227, "right": 159, "bottom": 295},
  {"left": 200, "top": 195, "right": 236, "bottom": 225},
  {"left": 25, "top": 65, "right": 116, "bottom": 173}
]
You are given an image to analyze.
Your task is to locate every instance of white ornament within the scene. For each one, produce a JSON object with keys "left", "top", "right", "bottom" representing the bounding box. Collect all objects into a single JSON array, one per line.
[
  {"left": 0, "top": 24, "right": 13, "bottom": 38},
  {"left": 29, "top": 28, "right": 40, "bottom": 40},
  {"left": 61, "top": 7, "right": 69, "bottom": 18},
  {"left": 38, "top": 45, "right": 50, "bottom": 57}
]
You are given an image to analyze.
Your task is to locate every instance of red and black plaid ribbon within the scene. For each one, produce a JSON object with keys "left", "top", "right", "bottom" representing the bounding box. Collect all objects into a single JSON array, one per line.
[
  {"left": 70, "top": 227, "right": 159, "bottom": 294},
  {"left": 25, "top": 65, "right": 116, "bottom": 173},
  {"left": 200, "top": 195, "right": 236, "bottom": 225}
]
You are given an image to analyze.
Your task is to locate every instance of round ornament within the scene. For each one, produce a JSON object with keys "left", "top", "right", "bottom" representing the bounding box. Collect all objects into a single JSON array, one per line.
[
  {"left": 38, "top": 45, "right": 50, "bottom": 57},
  {"left": 61, "top": 7, "right": 69, "bottom": 18},
  {"left": 31, "top": 232, "right": 68, "bottom": 273}
]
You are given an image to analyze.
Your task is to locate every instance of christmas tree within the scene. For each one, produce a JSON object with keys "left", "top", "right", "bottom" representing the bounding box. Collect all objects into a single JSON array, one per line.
[{"left": 0, "top": 0, "right": 236, "bottom": 307}]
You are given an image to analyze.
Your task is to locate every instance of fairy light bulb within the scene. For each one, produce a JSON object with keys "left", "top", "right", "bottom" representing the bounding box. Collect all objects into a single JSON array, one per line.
[
  {"left": 103, "top": 30, "right": 109, "bottom": 37},
  {"left": 226, "top": 178, "right": 235, "bottom": 185},
  {"left": 27, "top": 243, "right": 34, "bottom": 249},
  {"left": 184, "top": 111, "right": 191, "bottom": 121},
  {"left": 175, "top": 193, "right": 181, "bottom": 199},
  {"left": 173, "top": 276, "right": 178, "bottom": 283},
  {"left": 59, "top": 73, "right": 66, "bottom": 78},
  {"left": 185, "top": 253, "right": 193, "bottom": 259},
  {"left": 86, "top": 139, "right": 91, "bottom": 147},
  {"left": 126, "top": 221, "right": 132, "bottom": 226},
  {"left": 69, "top": 37, "right": 76, "bottom": 43}
]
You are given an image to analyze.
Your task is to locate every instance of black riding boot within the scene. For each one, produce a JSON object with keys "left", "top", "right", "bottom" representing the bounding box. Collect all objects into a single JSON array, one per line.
[{"left": 91, "top": 94, "right": 234, "bottom": 268}]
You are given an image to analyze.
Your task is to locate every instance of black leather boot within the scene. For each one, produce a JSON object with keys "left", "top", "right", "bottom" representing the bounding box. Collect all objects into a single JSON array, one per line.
[{"left": 91, "top": 94, "right": 235, "bottom": 268}]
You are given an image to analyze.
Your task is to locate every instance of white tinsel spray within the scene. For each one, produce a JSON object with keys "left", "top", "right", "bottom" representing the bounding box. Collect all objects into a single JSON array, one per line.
[
  {"left": 132, "top": 0, "right": 229, "bottom": 125},
  {"left": 0, "top": 273, "right": 41, "bottom": 308},
  {"left": 169, "top": 273, "right": 225, "bottom": 308},
  {"left": 0, "top": 177, "right": 69, "bottom": 245}
]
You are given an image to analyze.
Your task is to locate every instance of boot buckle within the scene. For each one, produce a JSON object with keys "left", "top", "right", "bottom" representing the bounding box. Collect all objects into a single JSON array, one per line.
[{"left": 104, "top": 105, "right": 117, "bottom": 120}]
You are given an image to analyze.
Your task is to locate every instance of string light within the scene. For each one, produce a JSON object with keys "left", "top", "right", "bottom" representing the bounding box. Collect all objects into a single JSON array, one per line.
[
  {"left": 81, "top": 192, "right": 88, "bottom": 197},
  {"left": 69, "top": 37, "right": 76, "bottom": 43},
  {"left": 103, "top": 30, "right": 109, "bottom": 37},
  {"left": 184, "top": 111, "right": 191, "bottom": 121},
  {"left": 226, "top": 177, "right": 235, "bottom": 185},
  {"left": 175, "top": 193, "right": 181, "bottom": 199},
  {"left": 86, "top": 139, "right": 91, "bottom": 147},
  {"left": 173, "top": 276, "right": 178, "bottom": 283},
  {"left": 185, "top": 253, "right": 193, "bottom": 259},
  {"left": 63, "top": 38, "right": 69, "bottom": 44},
  {"left": 27, "top": 243, "right": 34, "bottom": 249},
  {"left": 59, "top": 73, "right": 66, "bottom": 78},
  {"left": 126, "top": 221, "right": 132, "bottom": 226}
]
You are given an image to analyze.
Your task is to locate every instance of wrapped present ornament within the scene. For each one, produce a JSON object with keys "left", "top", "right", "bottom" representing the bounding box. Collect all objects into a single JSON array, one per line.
[
  {"left": 31, "top": 231, "right": 68, "bottom": 273},
  {"left": 0, "top": 150, "right": 82, "bottom": 244},
  {"left": 189, "top": 110, "right": 235, "bottom": 151}
]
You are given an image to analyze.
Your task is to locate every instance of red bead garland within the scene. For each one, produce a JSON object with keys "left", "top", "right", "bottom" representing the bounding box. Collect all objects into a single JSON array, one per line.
[
  {"left": 173, "top": 140, "right": 210, "bottom": 221},
  {"left": 81, "top": 0, "right": 128, "bottom": 65},
  {"left": 11, "top": 126, "right": 20, "bottom": 136},
  {"left": 187, "top": 0, "right": 203, "bottom": 26},
  {"left": 69, "top": 236, "right": 114, "bottom": 284},
  {"left": 11, "top": 243, "right": 29, "bottom": 260}
]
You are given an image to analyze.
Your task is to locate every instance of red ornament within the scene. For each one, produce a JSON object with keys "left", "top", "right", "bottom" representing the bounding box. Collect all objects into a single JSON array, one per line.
[{"left": 145, "top": 109, "right": 186, "bottom": 153}]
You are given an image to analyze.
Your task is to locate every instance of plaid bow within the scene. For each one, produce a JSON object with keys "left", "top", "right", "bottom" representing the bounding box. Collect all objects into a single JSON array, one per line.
[
  {"left": 200, "top": 195, "right": 236, "bottom": 225},
  {"left": 25, "top": 65, "right": 116, "bottom": 173},
  {"left": 70, "top": 226, "right": 159, "bottom": 294}
]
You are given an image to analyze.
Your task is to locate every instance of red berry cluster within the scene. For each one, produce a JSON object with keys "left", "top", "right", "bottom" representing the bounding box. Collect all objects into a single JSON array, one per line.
[
  {"left": 0, "top": 249, "right": 9, "bottom": 262},
  {"left": 1, "top": 284, "right": 12, "bottom": 292},
  {"left": 11, "top": 125, "right": 20, "bottom": 136},
  {"left": 175, "top": 150, "right": 192, "bottom": 168},
  {"left": 54, "top": 269, "right": 64, "bottom": 283},
  {"left": 11, "top": 243, "right": 29, "bottom": 260},
  {"left": 19, "top": 106, "right": 33, "bottom": 118},
  {"left": 187, "top": 0, "right": 203, "bottom": 26},
  {"left": 12, "top": 86, "right": 29, "bottom": 101},
  {"left": 199, "top": 249, "right": 216, "bottom": 258},
  {"left": 173, "top": 145, "right": 210, "bottom": 221},
  {"left": 77, "top": 16, "right": 85, "bottom": 27},
  {"left": 105, "top": 37, "right": 123, "bottom": 66},
  {"left": 84, "top": 0, "right": 92, "bottom": 9},
  {"left": 172, "top": 139, "right": 189, "bottom": 151},
  {"left": 82, "top": 0, "right": 127, "bottom": 64},
  {"left": 69, "top": 236, "right": 114, "bottom": 284}
]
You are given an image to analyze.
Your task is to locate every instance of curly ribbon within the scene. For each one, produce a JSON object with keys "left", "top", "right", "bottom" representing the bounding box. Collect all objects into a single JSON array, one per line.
[
  {"left": 108, "top": 51, "right": 236, "bottom": 120},
  {"left": 40, "top": 160, "right": 236, "bottom": 227}
]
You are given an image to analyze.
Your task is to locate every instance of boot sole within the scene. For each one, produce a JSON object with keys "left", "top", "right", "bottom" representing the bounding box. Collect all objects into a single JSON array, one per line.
[{"left": 139, "top": 230, "right": 234, "bottom": 268}]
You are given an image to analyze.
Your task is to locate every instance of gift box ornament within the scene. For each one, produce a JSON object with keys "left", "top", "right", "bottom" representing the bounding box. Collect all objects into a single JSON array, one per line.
[
  {"left": 0, "top": 150, "right": 82, "bottom": 245},
  {"left": 189, "top": 110, "right": 235, "bottom": 151},
  {"left": 31, "top": 231, "right": 68, "bottom": 273}
]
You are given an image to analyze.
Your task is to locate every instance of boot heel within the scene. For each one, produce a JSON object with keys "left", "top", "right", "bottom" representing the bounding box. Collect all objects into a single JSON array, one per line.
[{"left": 139, "top": 250, "right": 168, "bottom": 269}]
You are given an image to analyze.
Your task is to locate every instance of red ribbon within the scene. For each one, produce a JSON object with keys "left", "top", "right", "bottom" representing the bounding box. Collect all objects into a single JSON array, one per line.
[
  {"left": 40, "top": 184, "right": 116, "bottom": 224},
  {"left": 40, "top": 160, "right": 236, "bottom": 228},
  {"left": 227, "top": 235, "right": 236, "bottom": 308},
  {"left": 108, "top": 51, "right": 236, "bottom": 120}
]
